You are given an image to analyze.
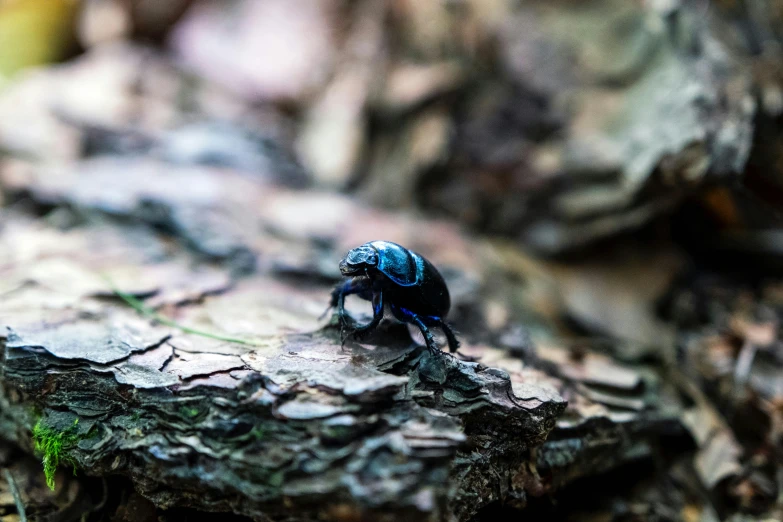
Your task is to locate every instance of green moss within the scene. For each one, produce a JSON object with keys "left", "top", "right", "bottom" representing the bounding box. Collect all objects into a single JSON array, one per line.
[
  {"left": 267, "top": 471, "right": 284, "bottom": 488},
  {"left": 250, "top": 426, "right": 265, "bottom": 440},
  {"left": 32, "top": 418, "right": 80, "bottom": 491},
  {"left": 179, "top": 405, "right": 202, "bottom": 419}
]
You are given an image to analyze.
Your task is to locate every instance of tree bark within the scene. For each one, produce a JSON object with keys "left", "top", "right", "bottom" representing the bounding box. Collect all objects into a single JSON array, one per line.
[{"left": 0, "top": 168, "right": 682, "bottom": 520}]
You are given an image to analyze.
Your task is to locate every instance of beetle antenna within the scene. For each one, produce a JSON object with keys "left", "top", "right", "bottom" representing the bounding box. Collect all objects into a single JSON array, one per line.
[
  {"left": 319, "top": 305, "right": 333, "bottom": 321},
  {"left": 320, "top": 286, "right": 342, "bottom": 320}
]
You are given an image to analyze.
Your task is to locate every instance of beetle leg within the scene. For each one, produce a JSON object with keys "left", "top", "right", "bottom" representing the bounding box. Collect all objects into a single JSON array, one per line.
[
  {"left": 390, "top": 304, "right": 444, "bottom": 356},
  {"left": 337, "top": 285, "right": 361, "bottom": 348},
  {"left": 320, "top": 285, "right": 347, "bottom": 320},
  {"left": 321, "top": 278, "right": 373, "bottom": 348},
  {"left": 440, "top": 322, "right": 460, "bottom": 353},
  {"left": 410, "top": 315, "right": 441, "bottom": 356},
  {"left": 338, "top": 290, "right": 349, "bottom": 347},
  {"left": 441, "top": 322, "right": 478, "bottom": 361},
  {"left": 320, "top": 277, "right": 372, "bottom": 321},
  {"left": 350, "top": 291, "right": 384, "bottom": 340},
  {"left": 319, "top": 287, "right": 339, "bottom": 320}
]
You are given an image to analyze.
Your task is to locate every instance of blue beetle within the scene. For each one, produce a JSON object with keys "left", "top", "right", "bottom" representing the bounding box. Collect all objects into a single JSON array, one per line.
[{"left": 325, "top": 241, "right": 460, "bottom": 355}]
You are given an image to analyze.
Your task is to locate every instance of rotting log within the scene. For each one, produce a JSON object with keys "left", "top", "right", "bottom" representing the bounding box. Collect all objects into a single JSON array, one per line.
[
  {"left": 0, "top": 168, "right": 684, "bottom": 520},
  {"left": 0, "top": 316, "right": 565, "bottom": 521}
]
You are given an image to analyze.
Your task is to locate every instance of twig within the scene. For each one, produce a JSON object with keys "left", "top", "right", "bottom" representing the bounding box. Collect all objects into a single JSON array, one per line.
[
  {"left": 3, "top": 468, "right": 27, "bottom": 522},
  {"left": 102, "top": 275, "right": 262, "bottom": 347}
]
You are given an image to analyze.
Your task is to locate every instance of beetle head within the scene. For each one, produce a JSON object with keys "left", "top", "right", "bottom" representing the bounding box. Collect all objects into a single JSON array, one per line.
[{"left": 339, "top": 245, "right": 378, "bottom": 276}]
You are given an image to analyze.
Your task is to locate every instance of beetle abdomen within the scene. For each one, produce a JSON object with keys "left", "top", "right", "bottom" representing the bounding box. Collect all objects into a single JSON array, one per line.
[
  {"left": 416, "top": 255, "right": 450, "bottom": 316},
  {"left": 378, "top": 246, "right": 450, "bottom": 317}
]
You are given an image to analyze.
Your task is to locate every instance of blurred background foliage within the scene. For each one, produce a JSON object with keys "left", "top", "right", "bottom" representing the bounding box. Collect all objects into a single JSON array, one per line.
[
  {"left": 0, "top": 0, "right": 79, "bottom": 77},
  {"left": 3, "top": 0, "right": 781, "bottom": 257}
]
